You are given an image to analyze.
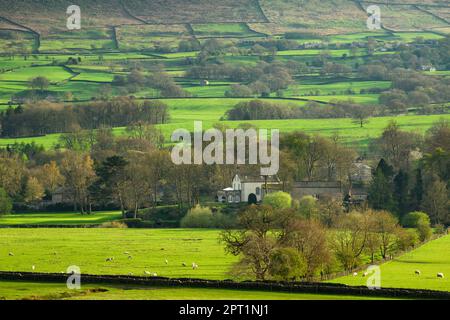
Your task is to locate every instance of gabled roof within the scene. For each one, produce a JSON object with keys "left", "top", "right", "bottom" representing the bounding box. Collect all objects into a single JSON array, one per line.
[{"left": 237, "top": 175, "right": 281, "bottom": 183}]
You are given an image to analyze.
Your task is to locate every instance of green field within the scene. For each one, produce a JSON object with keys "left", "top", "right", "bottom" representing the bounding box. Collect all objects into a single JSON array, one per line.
[
  {"left": 0, "top": 280, "right": 388, "bottom": 300},
  {"left": 0, "top": 211, "right": 121, "bottom": 226},
  {"left": 0, "top": 228, "right": 236, "bottom": 279},
  {"left": 0, "top": 66, "right": 74, "bottom": 83},
  {"left": 331, "top": 235, "right": 450, "bottom": 292},
  {"left": 1, "top": 113, "right": 448, "bottom": 150},
  {"left": 1, "top": 227, "right": 449, "bottom": 292}
]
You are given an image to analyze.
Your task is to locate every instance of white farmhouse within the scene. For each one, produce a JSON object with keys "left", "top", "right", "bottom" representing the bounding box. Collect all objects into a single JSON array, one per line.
[{"left": 217, "top": 174, "right": 281, "bottom": 204}]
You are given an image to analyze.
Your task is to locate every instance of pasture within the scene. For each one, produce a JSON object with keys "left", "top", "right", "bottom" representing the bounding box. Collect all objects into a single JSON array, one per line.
[
  {"left": 0, "top": 211, "right": 121, "bottom": 226},
  {"left": 1, "top": 228, "right": 449, "bottom": 292},
  {"left": 0, "top": 113, "right": 448, "bottom": 150},
  {"left": 331, "top": 235, "right": 450, "bottom": 292},
  {"left": 0, "top": 228, "right": 236, "bottom": 280}
]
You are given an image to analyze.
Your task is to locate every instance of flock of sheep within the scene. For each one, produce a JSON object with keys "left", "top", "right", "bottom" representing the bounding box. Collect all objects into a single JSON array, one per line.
[
  {"left": 352, "top": 270, "right": 445, "bottom": 278},
  {"left": 9, "top": 250, "right": 200, "bottom": 277},
  {"left": 104, "top": 252, "right": 200, "bottom": 277},
  {"left": 8, "top": 251, "right": 445, "bottom": 279}
]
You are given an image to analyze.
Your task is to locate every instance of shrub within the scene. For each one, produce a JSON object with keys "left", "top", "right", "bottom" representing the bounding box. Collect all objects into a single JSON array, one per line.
[
  {"left": 434, "top": 224, "right": 446, "bottom": 235},
  {"left": 180, "top": 205, "right": 229, "bottom": 228},
  {"left": 402, "top": 211, "right": 430, "bottom": 228},
  {"left": 417, "top": 221, "right": 433, "bottom": 242},
  {"left": 297, "top": 196, "right": 318, "bottom": 219},
  {"left": 0, "top": 188, "right": 12, "bottom": 215},
  {"left": 396, "top": 228, "right": 419, "bottom": 251},
  {"left": 263, "top": 191, "right": 292, "bottom": 210},
  {"left": 269, "top": 248, "right": 306, "bottom": 281},
  {"left": 99, "top": 221, "right": 128, "bottom": 228}
]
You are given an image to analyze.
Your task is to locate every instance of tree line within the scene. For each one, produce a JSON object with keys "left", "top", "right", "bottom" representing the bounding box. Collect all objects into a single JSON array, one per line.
[{"left": 0, "top": 97, "right": 170, "bottom": 138}]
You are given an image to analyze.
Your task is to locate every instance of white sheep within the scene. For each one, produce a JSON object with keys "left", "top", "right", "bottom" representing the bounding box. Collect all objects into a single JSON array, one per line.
[
  {"left": 105, "top": 257, "right": 114, "bottom": 262},
  {"left": 165, "top": 259, "right": 169, "bottom": 265},
  {"left": 437, "top": 273, "right": 444, "bottom": 279},
  {"left": 144, "top": 270, "right": 151, "bottom": 275},
  {"left": 128, "top": 255, "right": 133, "bottom": 260},
  {"left": 415, "top": 270, "right": 421, "bottom": 276},
  {"left": 8, "top": 252, "right": 14, "bottom": 256},
  {"left": 152, "top": 273, "right": 158, "bottom": 277},
  {"left": 352, "top": 272, "right": 358, "bottom": 277},
  {"left": 32, "top": 265, "right": 35, "bottom": 271},
  {"left": 123, "top": 252, "right": 129, "bottom": 255},
  {"left": 362, "top": 272, "right": 369, "bottom": 277},
  {"left": 182, "top": 262, "right": 187, "bottom": 267},
  {"left": 192, "top": 263, "right": 198, "bottom": 270}
]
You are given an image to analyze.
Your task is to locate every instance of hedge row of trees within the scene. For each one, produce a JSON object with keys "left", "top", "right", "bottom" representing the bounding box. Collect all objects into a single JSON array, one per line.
[
  {"left": 224, "top": 99, "right": 378, "bottom": 124},
  {"left": 220, "top": 197, "right": 437, "bottom": 281},
  {"left": 0, "top": 97, "right": 169, "bottom": 138}
]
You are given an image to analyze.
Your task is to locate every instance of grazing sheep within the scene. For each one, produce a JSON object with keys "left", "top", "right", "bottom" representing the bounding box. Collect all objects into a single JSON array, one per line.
[
  {"left": 128, "top": 272, "right": 133, "bottom": 276},
  {"left": 152, "top": 273, "right": 158, "bottom": 277},
  {"left": 32, "top": 265, "right": 35, "bottom": 271},
  {"left": 123, "top": 252, "right": 129, "bottom": 255},
  {"left": 165, "top": 259, "right": 168, "bottom": 265},
  {"left": 363, "top": 272, "right": 369, "bottom": 277},
  {"left": 106, "top": 257, "right": 114, "bottom": 262},
  {"left": 8, "top": 252, "right": 14, "bottom": 256},
  {"left": 144, "top": 271, "right": 151, "bottom": 275},
  {"left": 437, "top": 273, "right": 444, "bottom": 279},
  {"left": 128, "top": 255, "right": 133, "bottom": 260},
  {"left": 192, "top": 263, "right": 198, "bottom": 270},
  {"left": 352, "top": 272, "right": 358, "bottom": 277},
  {"left": 415, "top": 270, "right": 421, "bottom": 276},
  {"left": 182, "top": 262, "right": 187, "bottom": 267}
]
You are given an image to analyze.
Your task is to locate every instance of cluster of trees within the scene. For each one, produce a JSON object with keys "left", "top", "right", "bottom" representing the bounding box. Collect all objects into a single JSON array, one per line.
[
  {"left": 0, "top": 97, "right": 169, "bottom": 138},
  {"left": 112, "top": 68, "right": 190, "bottom": 98},
  {"left": 224, "top": 99, "right": 377, "bottom": 125},
  {"left": 359, "top": 37, "right": 450, "bottom": 114},
  {"left": 221, "top": 192, "right": 433, "bottom": 281},
  {"left": 186, "top": 61, "right": 294, "bottom": 97},
  {"left": 378, "top": 69, "right": 450, "bottom": 114},
  {"left": 368, "top": 120, "right": 449, "bottom": 225}
]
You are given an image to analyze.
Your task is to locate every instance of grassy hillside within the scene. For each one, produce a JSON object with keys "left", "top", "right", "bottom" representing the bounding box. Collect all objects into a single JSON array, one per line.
[
  {"left": 0, "top": 228, "right": 237, "bottom": 280},
  {"left": 331, "top": 234, "right": 450, "bottom": 292},
  {"left": 1, "top": 228, "right": 449, "bottom": 291}
]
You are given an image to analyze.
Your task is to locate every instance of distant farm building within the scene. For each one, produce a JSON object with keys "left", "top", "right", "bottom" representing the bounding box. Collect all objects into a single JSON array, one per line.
[{"left": 216, "top": 174, "right": 281, "bottom": 204}]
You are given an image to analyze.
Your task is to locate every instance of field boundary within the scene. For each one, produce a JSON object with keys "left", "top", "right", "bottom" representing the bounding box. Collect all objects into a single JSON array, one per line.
[{"left": 0, "top": 271, "right": 449, "bottom": 299}]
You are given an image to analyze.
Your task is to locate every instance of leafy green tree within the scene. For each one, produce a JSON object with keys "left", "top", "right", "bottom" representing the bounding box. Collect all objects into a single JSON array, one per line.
[
  {"left": 263, "top": 191, "right": 292, "bottom": 210},
  {"left": 368, "top": 160, "right": 396, "bottom": 212},
  {"left": 0, "top": 187, "right": 12, "bottom": 215},
  {"left": 422, "top": 179, "right": 449, "bottom": 225},
  {"left": 402, "top": 211, "right": 430, "bottom": 228},
  {"left": 92, "top": 155, "right": 128, "bottom": 217},
  {"left": 394, "top": 170, "right": 410, "bottom": 217},
  {"left": 411, "top": 169, "right": 423, "bottom": 211},
  {"left": 268, "top": 248, "right": 306, "bottom": 281},
  {"left": 296, "top": 195, "right": 319, "bottom": 219},
  {"left": 24, "top": 176, "right": 45, "bottom": 204},
  {"left": 29, "top": 76, "right": 49, "bottom": 91}
]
